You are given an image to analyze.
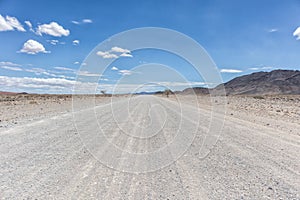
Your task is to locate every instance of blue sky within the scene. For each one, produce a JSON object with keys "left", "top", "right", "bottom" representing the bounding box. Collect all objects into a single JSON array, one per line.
[{"left": 0, "top": 0, "right": 300, "bottom": 93}]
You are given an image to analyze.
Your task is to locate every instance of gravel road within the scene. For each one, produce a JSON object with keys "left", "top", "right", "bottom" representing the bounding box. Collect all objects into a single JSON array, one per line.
[{"left": 0, "top": 95, "right": 299, "bottom": 199}]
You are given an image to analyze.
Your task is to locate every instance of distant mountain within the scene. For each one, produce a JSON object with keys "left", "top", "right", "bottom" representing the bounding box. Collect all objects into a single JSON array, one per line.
[
  {"left": 183, "top": 70, "right": 300, "bottom": 95},
  {"left": 0, "top": 91, "right": 28, "bottom": 95},
  {"left": 181, "top": 87, "right": 209, "bottom": 95},
  {"left": 219, "top": 69, "right": 300, "bottom": 95}
]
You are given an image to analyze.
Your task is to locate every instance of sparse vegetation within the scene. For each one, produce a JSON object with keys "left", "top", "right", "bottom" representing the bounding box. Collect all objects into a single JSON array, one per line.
[
  {"left": 164, "top": 89, "right": 172, "bottom": 98},
  {"left": 100, "top": 90, "right": 107, "bottom": 97},
  {"left": 253, "top": 96, "right": 265, "bottom": 100}
]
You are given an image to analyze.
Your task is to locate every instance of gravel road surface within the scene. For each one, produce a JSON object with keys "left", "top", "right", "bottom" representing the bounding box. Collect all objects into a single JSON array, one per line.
[{"left": 0, "top": 95, "right": 299, "bottom": 199}]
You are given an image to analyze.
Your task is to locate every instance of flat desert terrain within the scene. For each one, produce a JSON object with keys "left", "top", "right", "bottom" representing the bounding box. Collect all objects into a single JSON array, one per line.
[{"left": 0, "top": 94, "right": 299, "bottom": 199}]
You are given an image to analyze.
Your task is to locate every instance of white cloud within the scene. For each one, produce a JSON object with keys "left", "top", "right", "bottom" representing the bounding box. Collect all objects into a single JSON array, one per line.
[
  {"left": 77, "top": 71, "right": 101, "bottom": 77},
  {"left": 46, "top": 39, "right": 59, "bottom": 45},
  {"left": 120, "top": 53, "right": 133, "bottom": 57},
  {"left": 220, "top": 69, "right": 243, "bottom": 73},
  {"left": 74, "top": 61, "right": 80, "bottom": 65},
  {"left": 73, "top": 40, "right": 80, "bottom": 45},
  {"left": 24, "top": 20, "right": 32, "bottom": 28},
  {"left": 0, "top": 66, "right": 23, "bottom": 71},
  {"left": 0, "top": 61, "right": 20, "bottom": 67},
  {"left": 37, "top": 22, "right": 70, "bottom": 37},
  {"left": 71, "top": 20, "right": 80, "bottom": 25},
  {"left": 119, "top": 70, "right": 132, "bottom": 76},
  {"left": 293, "top": 27, "right": 300, "bottom": 40},
  {"left": 19, "top": 39, "right": 49, "bottom": 54},
  {"left": 248, "top": 67, "right": 260, "bottom": 70},
  {"left": 96, "top": 51, "right": 118, "bottom": 59},
  {"left": 248, "top": 66, "right": 273, "bottom": 71},
  {"left": 0, "top": 14, "right": 25, "bottom": 32},
  {"left": 111, "top": 46, "right": 130, "bottom": 53},
  {"left": 24, "top": 20, "right": 34, "bottom": 32},
  {"left": 24, "top": 67, "right": 74, "bottom": 79},
  {"left": 54, "top": 66, "right": 75, "bottom": 71},
  {"left": 111, "top": 66, "right": 119, "bottom": 71},
  {"left": 96, "top": 47, "right": 133, "bottom": 59},
  {"left": 268, "top": 28, "right": 278, "bottom": 33},
  {"left": 72, "top": 19, "right": 93, "bottom": 25},
  {"left": 0, "top": 76, "right": 76, "bottom": 92},
  {"left": 82, "top": 19, "right": 92, "bottom": 23}
]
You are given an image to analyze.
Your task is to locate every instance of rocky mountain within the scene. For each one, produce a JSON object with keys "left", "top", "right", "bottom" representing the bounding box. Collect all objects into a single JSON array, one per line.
[
  {"left": 184, "top": 70, "right": 300, "bottom": 95},
  {"left": 181, "top": 87, "right": 209, "bottom": 95},
  {"left": 220, "top": 70, "right": 300, "bottom": 95}
]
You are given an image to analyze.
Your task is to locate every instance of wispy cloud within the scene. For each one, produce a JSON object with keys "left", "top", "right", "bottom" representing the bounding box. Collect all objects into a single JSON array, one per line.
[
  {"left": 248, "top": 66, "right": 273, "bottom": 71},
  {"left": 268, "top": 28, "right": 278, "bottom": 33},
  {"left": 82, "top": 19, "right": 92, "bottom": 23},
  {"left": 0, "top": 66, "right": 23, "bottom": 71},
  {"left": 0, "top": 61, "right": 23, "bottom": 71},
  {"left": 77, "top": 71, "right": 102, "bottom": 77},
  {"left": 19, "top": 39, "right": 49, "bottom": 54},
  {"left": 120, "top": 53, "right": 133, "bottom": 57},
  {"left": 72, "top": 40, "right": 80, "bottom": 45},
  {"left": 293, "top": 27, "right": 300, "bottom": 40},
  {"left": 54, "top": 66, "right": 75, "bottom": 72},
  {"left": 71, "top": 19, "right": 93, "bottom": 25},
  {"left": 0, "top": 61, "right": 20, "bottom": 67},
  {"left": 220, "top": 69, "right": 243, "bottom": 73},
  {"left": 36, "top": 22, "right": 70, "bottom": 37},
  {"left": 96, "top": 46, "right": 133, "bottom": 59},
  {"left": 0, "top": 14, "right": 25, "bottom": 32},
  {"left": 24, "top": 20, "right": 34, "bottom": 32},
  {"left": 46, "top": 39, "right": 59, "bottom": 45},
  {"left": 0, "top": 76, "right": 76, "bottom": 92},
  {"left": 118, "top": 69, "right": 132, "bottom": 76}
]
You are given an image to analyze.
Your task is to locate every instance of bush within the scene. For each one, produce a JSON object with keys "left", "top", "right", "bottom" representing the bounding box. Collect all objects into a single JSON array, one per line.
[{"left": 253, "top": 96, "right": 265, "bottom": 99}]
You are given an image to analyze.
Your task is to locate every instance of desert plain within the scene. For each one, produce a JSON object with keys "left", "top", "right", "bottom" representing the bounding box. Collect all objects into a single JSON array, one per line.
[{"left": 0, "top": 93, "right": 299, "bottom": 199}]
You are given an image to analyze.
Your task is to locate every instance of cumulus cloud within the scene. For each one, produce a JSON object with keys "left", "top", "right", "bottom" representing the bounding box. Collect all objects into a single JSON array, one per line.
[
  {"left": 19, "top": 39, "right": 49, "bottom": 54},
  {"left": 0, "top": 14, "right": 25, "bottom": 32},
  {"left": 72, "top": 19, "right": 93, "bottom": 24},
  {"left": 293, "top": 27, "right": 300, "bottom": 40},
  {"left": 36, "top": 22, "right": 70, "bottom": 37},
  {"left": 96, "top": 51, "right": 118, "bottom": 59},
  {"left": 111, "top": 66, "right": 119, "bottom": 71},
  {"left": 72, "top": 40, "right": 80, "bottom": 45},
  {"left": 220, "top": 69, "right": 243, "bottom": 73},
  {"left": 97, "top": 46, "right": 133, "bottom": 59},
  {"left": 111, "top": 46, "right": 130, "bottom": 53}
]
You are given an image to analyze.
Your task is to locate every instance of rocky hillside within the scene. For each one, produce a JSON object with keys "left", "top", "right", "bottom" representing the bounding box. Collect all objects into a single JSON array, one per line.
[
  {"left": 184, "top": 70, "right": 300, "bottom": 95},
  {"left": 220, "top": 70, "right": 300, "bottom": 95},
  {"left": 181, "top": 87, "right": 209, "bottom": 95}
]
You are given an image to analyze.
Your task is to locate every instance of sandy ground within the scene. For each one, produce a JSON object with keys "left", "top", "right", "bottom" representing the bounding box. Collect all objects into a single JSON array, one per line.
[
  {"left": 0, "top": 94, "right": 299, "bottom": 199},
  {"left": 168, "top": 95, "right": 300, "bottom": 135}
]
